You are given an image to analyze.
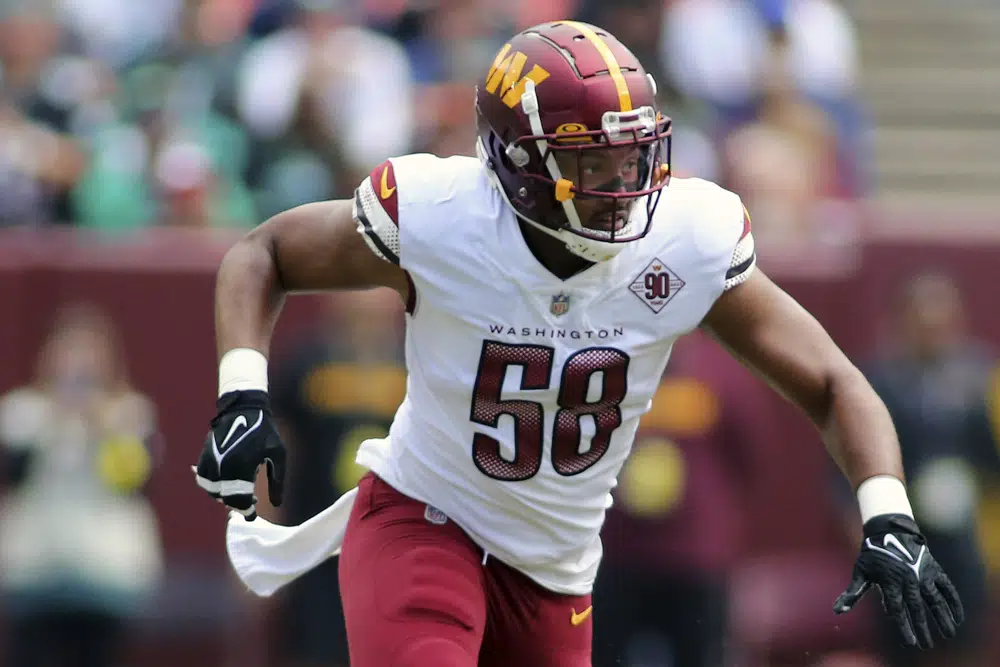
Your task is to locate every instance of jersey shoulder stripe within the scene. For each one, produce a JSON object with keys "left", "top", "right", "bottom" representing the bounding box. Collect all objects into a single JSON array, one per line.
[
  {"left": 353, "top": 160, "right": 401, "bottom": 266},
  {"left": 354, "top": 189, "right": 399, "bottom": 265},
  {"left": 725, "top": 205, "right": 755, "bottom": 290}
]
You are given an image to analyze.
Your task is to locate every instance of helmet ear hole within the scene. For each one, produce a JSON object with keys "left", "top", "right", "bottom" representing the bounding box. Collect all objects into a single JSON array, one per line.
[
  {"left": 505, "top": 144, "right": 531, "bottom": 168},
  {"left": 489, "top": 132, "right": 518, "bottom": 172},
  {"left": 498, "top": 147, "right": 517, "bottom": 172}
]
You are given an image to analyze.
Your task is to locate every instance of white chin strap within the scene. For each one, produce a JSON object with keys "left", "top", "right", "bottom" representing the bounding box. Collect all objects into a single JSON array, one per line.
[
  {"left": 477, "top": 138, "right": 626, "bottom": 263},
  {"left": 524, "top": 211, "right": 625, "bottom": 263}
]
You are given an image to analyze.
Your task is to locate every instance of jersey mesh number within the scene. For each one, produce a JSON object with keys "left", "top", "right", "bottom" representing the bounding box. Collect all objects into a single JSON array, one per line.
[{"left": 470, "top": 341, "right": 630, "bottom": 481}]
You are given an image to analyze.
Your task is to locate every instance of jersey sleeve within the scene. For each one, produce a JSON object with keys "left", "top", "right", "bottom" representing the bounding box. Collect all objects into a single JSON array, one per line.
[
  {"left": 353, "top": 159, "right": 402, "bottom": 265},
  {"left": 680, "top": 180, "right": 757, "bottom": 302},
  {"left": 724, "top": 204, "right": 756, "bottom": 291}
]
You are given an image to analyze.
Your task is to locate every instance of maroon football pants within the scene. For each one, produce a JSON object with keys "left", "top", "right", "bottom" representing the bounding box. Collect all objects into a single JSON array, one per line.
[{"left": 338, "top": 473, "right": 594, "bottom": 667}]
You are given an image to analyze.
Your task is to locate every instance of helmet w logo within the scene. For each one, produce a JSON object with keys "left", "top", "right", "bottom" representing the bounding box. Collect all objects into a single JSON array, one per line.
[{"left": 485, "top": 43, "right": 550, "bottom": 108}]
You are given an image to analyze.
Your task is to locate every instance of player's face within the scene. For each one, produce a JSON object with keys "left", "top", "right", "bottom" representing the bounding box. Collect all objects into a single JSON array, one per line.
[
  {"left": 554, "top": 146, "right": 643, "bottom": 233},
  {"left": 903, "top": 277, "right": 963, "bottom": 358}
]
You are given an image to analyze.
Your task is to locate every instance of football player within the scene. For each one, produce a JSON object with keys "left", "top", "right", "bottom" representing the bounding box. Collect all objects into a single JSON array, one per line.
[{"left": 195, "top": 21, "right": 963, "bottom": 667}]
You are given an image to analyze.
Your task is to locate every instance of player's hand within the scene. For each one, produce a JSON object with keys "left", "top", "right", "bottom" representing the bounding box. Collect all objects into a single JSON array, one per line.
[
  {"left": 833, "top": 513, "right": 964, "bottom": 649},
  {"left": 193, "top": 390, "right": 286, "bottom": 521}
]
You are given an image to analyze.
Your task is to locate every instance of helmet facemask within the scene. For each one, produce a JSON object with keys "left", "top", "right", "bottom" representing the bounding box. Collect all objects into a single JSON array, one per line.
[{"left": 498, "top": 82, "right": 673, "bottom": 262}]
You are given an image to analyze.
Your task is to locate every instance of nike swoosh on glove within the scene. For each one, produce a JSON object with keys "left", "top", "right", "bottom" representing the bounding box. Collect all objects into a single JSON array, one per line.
[
  {"left": 193, "top": 390, "right": 286, "bottom": 521},
  {"left": 833, "top": 514, "right": 964, "bottom": 649}
]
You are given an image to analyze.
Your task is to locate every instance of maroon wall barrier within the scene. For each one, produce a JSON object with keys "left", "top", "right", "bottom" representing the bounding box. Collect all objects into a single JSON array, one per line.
[
  {"left": 2, "top": 225, "right": 999, "bottom": 664},
  {"left": 0, "top": 230, "right": 325, "bottom": 563}
]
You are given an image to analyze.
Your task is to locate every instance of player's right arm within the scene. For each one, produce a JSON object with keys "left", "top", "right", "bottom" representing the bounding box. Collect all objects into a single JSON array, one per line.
[
  {"left": 214, "top": 198, "right": 409, "bottom": 357},
  {"left": 195, "top": 160, "right": 410, "bottom": 519}
]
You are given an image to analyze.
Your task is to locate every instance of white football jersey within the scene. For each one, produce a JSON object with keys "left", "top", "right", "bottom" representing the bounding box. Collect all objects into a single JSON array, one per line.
[{"left": 351, "top": 153, "right": 754, "bottom": 595}]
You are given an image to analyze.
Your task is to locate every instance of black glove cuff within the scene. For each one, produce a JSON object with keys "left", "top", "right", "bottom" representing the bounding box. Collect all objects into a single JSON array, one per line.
[
  {"left": 216, "top": 389, "right": 271, "bottom": 414},
  {"left": 863, "top": 513, "right": 922, "bottom": 539}
]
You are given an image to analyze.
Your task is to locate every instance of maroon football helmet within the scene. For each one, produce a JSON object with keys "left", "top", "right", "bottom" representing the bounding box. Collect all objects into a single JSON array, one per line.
[{"left": 475, "top": 21, "right": 672, "bottom": 262}]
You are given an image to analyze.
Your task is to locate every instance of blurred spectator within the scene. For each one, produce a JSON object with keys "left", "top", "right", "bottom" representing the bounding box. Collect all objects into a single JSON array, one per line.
[
  {"left": 236, "top": 0, "right": 414, "bottom": 208},
  {"left": 595, "top": 332, "right": 774, "bottom": 667},
  {"left": 0, "top": 1, "right": 88, "bottom": 226},
  {"left": 383, "top": 0, "right": 515, "bottom": 158},
  {"left": 577, "top": 0, "right": 668, "bottom": 94},
  {"left": 722, "top": 69, "right": 841, "bottom": 243},
  {"left": 395, "top": 0, "right": 513, "bottom": 85},
  {"left": 72, "top": 0, "right": 259, "bottom": 232},
  {"left": 58, "top": 0, "right": 182, "bottom": 71},
  {"left": 72, "top": 105, "right": 258, "bottom": 231},
  {"left": 663, "top": 0, "right": 858, "bottom": 116},
  {"left": 153, "top": 134, "right": 256, "bottom": 228},
  {"left": 270, "top": 289, "right": 406, "bottom": 667},
  {"left": 662, "top": 0, "right": 871, "bottom": 197},
  {"left": 833, "top": 272, "right": 999, "bottom": 667},
  {"left": 0, "top": 303, "right": 164, "bottom": 667}
]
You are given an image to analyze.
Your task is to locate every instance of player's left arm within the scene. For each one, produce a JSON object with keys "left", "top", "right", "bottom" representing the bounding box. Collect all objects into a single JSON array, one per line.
[
  {"left": 701, "top": 268, "right": 964, "bottom": 648},
  {"left": 701, "top": 269, "right": 901, "bottom": 488}
]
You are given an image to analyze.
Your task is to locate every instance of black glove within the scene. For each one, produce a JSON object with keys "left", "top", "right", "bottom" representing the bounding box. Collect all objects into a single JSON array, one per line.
[
  {"left": 834, "top": 514, "right": 964, "bottom": 649},
  {"left": 193, "top": 390, "right": 286, "bottom": 521}
]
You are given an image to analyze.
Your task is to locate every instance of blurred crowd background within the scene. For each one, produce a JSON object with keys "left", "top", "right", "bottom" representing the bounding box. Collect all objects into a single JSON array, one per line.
[{"left": 2, "top": 0, "right": 1000, "bottom": 666}]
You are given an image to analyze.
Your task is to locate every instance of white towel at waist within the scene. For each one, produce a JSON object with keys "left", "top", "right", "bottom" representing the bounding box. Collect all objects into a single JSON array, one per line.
[{"left": 225, "top": 486, "right": 358, "bottom": 597}]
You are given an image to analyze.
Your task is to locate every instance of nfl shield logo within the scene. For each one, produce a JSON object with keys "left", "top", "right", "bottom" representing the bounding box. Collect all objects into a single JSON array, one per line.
[
  {"left": 550, "top": 293, "right": 571, "bottom": 316},
  {"left": 424, "top": 505, "right": 448, "bottom": 525}
]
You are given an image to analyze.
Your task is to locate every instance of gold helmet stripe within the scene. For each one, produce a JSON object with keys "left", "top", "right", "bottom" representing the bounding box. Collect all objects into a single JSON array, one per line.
[{"left": 558, "top": 21, "right": 633, "bottom": 112}]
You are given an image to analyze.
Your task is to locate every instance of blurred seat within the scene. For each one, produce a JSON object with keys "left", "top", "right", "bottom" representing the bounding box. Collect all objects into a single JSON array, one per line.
[
  {"left": 120, "top": 560, "right": 271, "bottom": 667},
  {"left": 729, "top": 552, "right": 880, "bottom": 667}
]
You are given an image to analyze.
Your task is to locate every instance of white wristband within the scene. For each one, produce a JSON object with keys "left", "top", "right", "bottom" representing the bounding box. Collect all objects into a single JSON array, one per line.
[
  {"left": 857, "top": 475, "right": 914, "bottom": 524},
  {"left": 218, "top": 348, "right": 268, "bottom": 397}
]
